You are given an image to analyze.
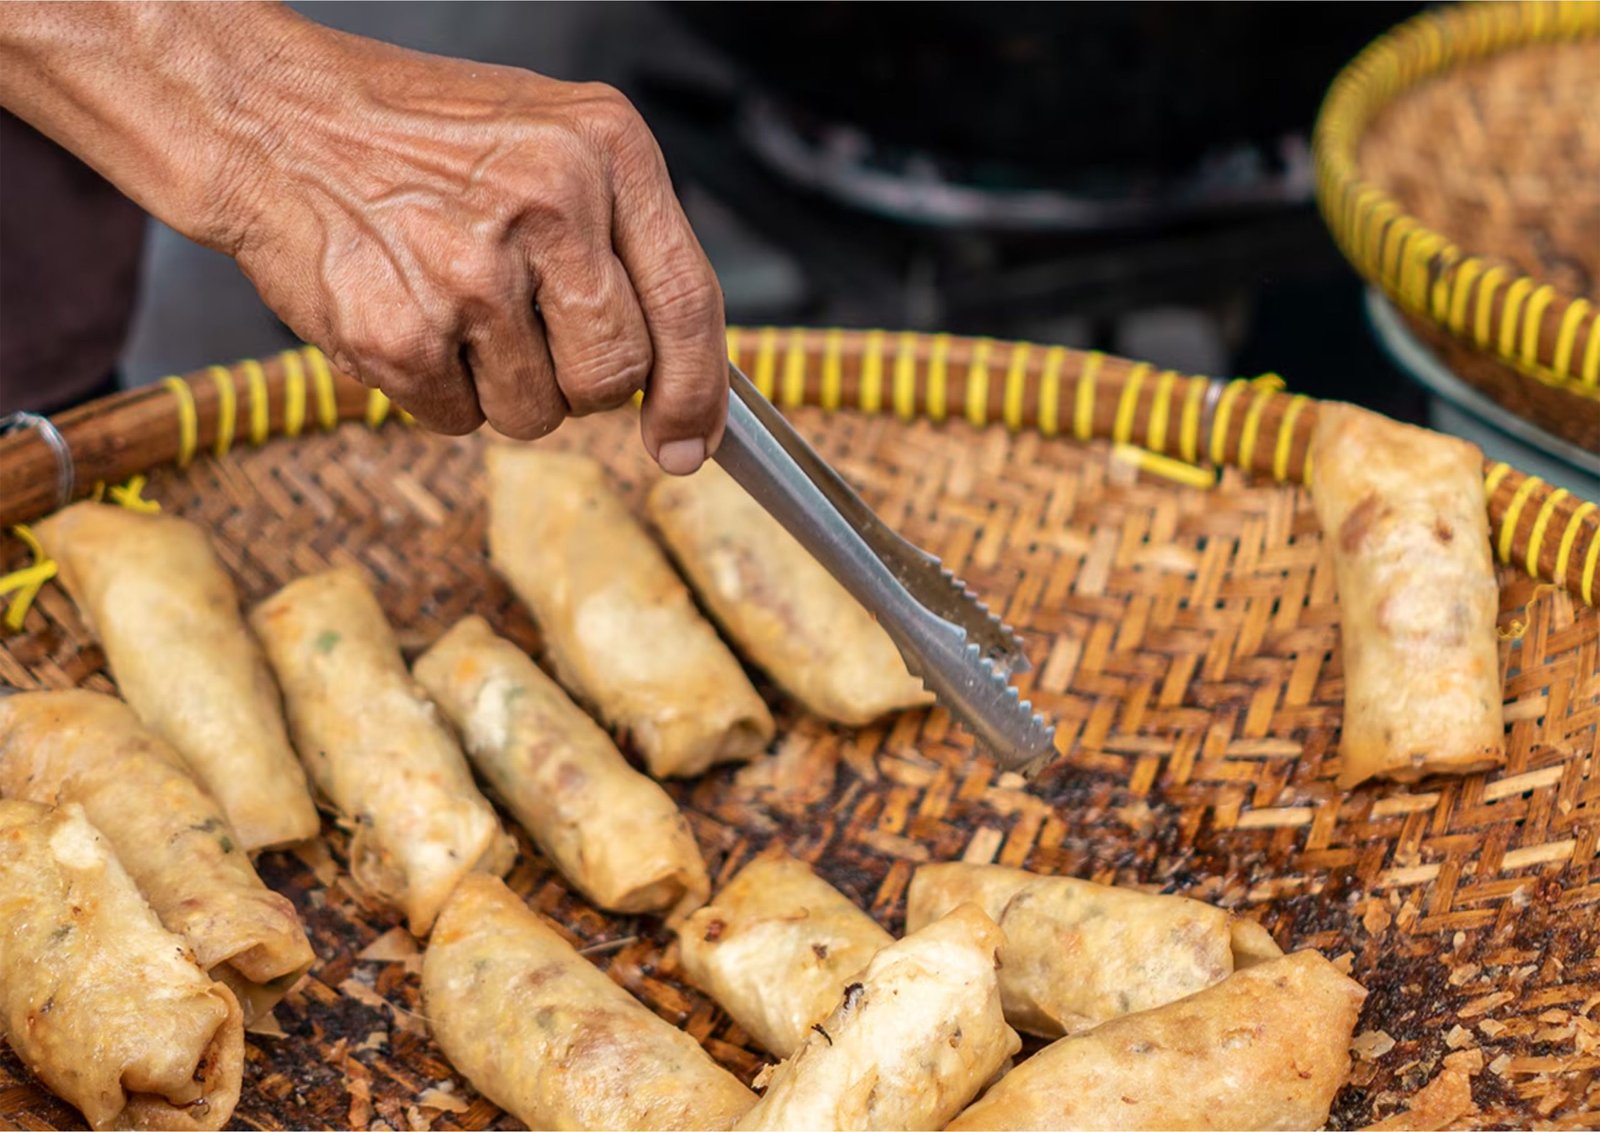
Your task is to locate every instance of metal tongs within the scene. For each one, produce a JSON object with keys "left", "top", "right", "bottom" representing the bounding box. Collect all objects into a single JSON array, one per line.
[{"left": 713, "top": 363, "right": 1057, "bottom": 776}]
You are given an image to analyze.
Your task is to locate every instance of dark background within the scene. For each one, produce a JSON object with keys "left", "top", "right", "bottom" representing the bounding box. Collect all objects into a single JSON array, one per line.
[{"left": 120, "top": 1, "right": 1428, "bottom": 422}]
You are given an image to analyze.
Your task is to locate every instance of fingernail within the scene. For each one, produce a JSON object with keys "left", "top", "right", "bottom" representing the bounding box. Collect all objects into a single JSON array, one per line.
[{"left": 657, "top": 437, "right": 706, "bottom": 476}]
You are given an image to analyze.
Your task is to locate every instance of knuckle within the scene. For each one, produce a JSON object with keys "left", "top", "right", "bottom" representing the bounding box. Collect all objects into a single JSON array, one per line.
[
  {"left": 644, "top": 263, "right": 723, "bottom": 335},
  {"left": 424, "top": 407, "right": 484, "bottom": 438},
  {"left": 485, "top": 398, "right": 564, "bottom": 442},
  {"left": 578, "top": 82, "right": 642, "bottom": 138},
  {"left": 435, "top": 238, "right": 506, "bottom": 308},
  {"left": 476, "top": 355, "right": 567, "bottom": 441},
  {"left": 525, "top": 158, "right": 594, "bottom": 228},
  {"left": 562, "top": 347, "right": 652, "bottom": 414},
  {"left": 389, "top": 383, "right": 480, "bottom": 436}
]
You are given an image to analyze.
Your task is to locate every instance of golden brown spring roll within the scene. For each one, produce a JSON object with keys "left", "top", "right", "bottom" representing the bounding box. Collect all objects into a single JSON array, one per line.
[
  {"left": 1308, "top": 403, "right": 1504, "bottom": 787},
  {"left": 0, "top": 690, "right": 314, "bottom": 1022},
  {"left": 0, "top": 800, "right": 245, "bottom": 1131},
  {"left": 733, "top": 903, "right": 1020, "bottom": 1131},
  {"left": 946, "top": 950, "right": 1366, "bottom": 1131},
  {"left": 414, "top": 614, "right": 710, "bottom": 922},
  {"left": 32, "top": 503, "right": 320, "bottom": 850},
  {"left": 250, "top": 568, "right": 514, "bottom": 934},
  {"left": 486, "top": 445, "right": 774, "bottom": 778},
  {"left": 906, "top": 862, "right": 1242, "bottom": 1038},
  {"left": 422, "top": 874, "right": 756, "bottom": 1130},
  {"left": 646, "top": 464, "right": 931, "bottom": 725},
  {"left": 677, "top": 851, "right": 892, "bottom": 1057}
]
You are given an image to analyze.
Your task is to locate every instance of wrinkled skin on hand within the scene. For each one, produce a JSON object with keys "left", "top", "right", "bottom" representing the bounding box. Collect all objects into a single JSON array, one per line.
[{"left": 0, "top": 4, "right": 726, "bottom": 470}]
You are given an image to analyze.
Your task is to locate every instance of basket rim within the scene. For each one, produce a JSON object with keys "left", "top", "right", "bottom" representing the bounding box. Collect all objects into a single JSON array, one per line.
[
  {"left": 1312, "top": 0, "right": 1600, "bottom": 402},
  {"left": 2, "top": 331, "right": 1597, "bottom": 614}
]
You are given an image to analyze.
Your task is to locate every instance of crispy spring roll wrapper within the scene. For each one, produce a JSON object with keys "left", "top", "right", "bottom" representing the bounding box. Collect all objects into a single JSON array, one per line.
[
  {"left": 0, "top": 690, "right": 314, "bottom": 1022},
  {"left": 486, "top": 446, "right": 774, "bottom": 778},
  {"left": 0, "top": 800, "right": 245, "bottom": 1131},
  {"left": 1309, "top": 403, "right": 1504, "bottom": 788},
  {"left": 734, "top": 903, "right": 1020, "bottom": 1132},
  {"left": 907, "top": 862, "right": 1244, "bottom": 1038},
  {"left": 422, "top": 874, "right": 756, "bottom": 1130},
  {"left": 677, "top": 851, "right": 892, "bottom": 1057},
  {"left": 250, "top": 569, "right": 514, "bottom": 935},
  {"left": 1230, "top": 916, "right": 1286, "bottom": 970},
  {"left": 947, "top": 950, "right": 1367, "bottom": 1131},
  {"left": 32, "top": 503, "right": 320, "bottom": 850},
  {"left": 645, "top": 464, "right": 932, "bottom": 725},
  {"left": 414, "top": 615, "right": 710, "bottom": 922}
]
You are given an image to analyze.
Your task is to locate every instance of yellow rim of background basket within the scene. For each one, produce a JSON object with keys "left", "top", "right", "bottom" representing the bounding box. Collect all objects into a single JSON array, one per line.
[
  {"left": 1, "top": 330, "right": 1597, "bottom": 634},
  {"left": 1313, "top": 0, "right": 1600, "bottom": 399}
]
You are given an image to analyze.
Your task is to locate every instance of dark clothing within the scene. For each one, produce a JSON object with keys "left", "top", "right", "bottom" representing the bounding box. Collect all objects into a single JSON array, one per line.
[{"left": 0, "top": 110, "right": 146, "bottom": 414}]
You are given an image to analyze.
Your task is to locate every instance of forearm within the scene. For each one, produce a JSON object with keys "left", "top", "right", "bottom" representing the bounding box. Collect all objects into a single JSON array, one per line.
[{"left": 0, "top": 1, "right": 314, "bottom": 251}]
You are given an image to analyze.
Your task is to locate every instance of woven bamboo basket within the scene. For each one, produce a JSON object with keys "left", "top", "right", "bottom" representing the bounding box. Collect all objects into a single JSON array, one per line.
[
  {"left": 1, "top": 329, "right": 1599, "bottom": 1130},
  {"left": 1314, "top": 0, "right": 1600, "bottom": 455}
]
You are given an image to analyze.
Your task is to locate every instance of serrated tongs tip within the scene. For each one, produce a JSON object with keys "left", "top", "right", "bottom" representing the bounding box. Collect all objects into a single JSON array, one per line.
[{"left": 714, "top": 364, "right": 1056, "bottom": 775}]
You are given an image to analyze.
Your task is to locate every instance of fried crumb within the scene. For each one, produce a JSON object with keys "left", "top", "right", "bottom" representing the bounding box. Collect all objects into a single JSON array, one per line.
[
  {"left": 357, "top": 928, "right": 418, "bottom": 964},
  {"left": 1359, "top": 1066, "right": 1475, "bottom": 1131},
  {"left": 342, "top": 1050, "right": 374, "bottom": 1128},
  {"left": 1395, "top": 901, "right": 1420, "bottom": 932},
  {"left": 339, "top": 977, "right": 392, "bottom": 1014},
  {"left": 1353, "top": 1030, "right": 1397, "bottom": 1061},
  {"left": 1362, "top": 900, "right": 1392, "bottom": 935},
  {"left": 417, "top": 1087, "right": 470, "bottom": 1115},
  {"left": 246, "top": 1010, "right": 288, "bottom": 1039},
  {"left": 1443, "top": 1025, "right": 1476, "bottom": 1050},
  {"left": 292, "top": 838, "right": 341, "bottom": 886},
  {"left": 1458, "top": 991, "right": 1513, "bottom": 1018}
]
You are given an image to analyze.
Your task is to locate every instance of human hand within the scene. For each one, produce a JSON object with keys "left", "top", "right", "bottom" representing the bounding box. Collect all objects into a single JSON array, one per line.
[
  {"left": 227, "top": 22, "right": 726, "bottom": 470},
  {"left": 0, "top": 4, "right": 727, "bottom": 472}
]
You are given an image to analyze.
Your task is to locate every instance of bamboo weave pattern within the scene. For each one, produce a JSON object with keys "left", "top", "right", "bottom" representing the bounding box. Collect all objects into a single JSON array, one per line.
[{"left": 0, "top": 336, "right": 1597, "bottom": 1128}]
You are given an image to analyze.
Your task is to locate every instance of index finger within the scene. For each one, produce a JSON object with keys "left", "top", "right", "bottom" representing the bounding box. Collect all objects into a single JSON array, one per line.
[{"left": 607, "top": 133, "right": 728, "bottom": 474}]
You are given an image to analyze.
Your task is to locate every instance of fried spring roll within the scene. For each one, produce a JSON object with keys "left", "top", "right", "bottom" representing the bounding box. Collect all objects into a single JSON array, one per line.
[
  {"left": 486, "top": 446, "right": 774, "bottom": 778},
  {"left": 414, "top": 615, "right": 710, "bottom": 922},
  {"left": 33, "top": 503, "right": 319, "bottom": 850},
  {"left": 0, "top": 690, "right": 315, "bottom": 1022},
  {"left": 0, "top": 800, "right": 245, "bottom": 1131},
  {"left": 1308, "top": 404, "right": 1504, "bottom": 787},
  {"left": 906, "top": 862, "right": 1247, "bottom": 1038},
  {"left": 733, "top": 903, "right": 1020, "bottom": 1131},
  {"left": 677, "top": 851, "right": 892, "bottom": 1057},
  {"left": 946, "top": 950, "right": 1366, "bottom": 1131},
  {"left": 646, "top": 464, "right": 931, "bottom": 725},
  {"left": 422, "top": 874, "right": 756, "bottom": 1130},
  {"left": 250, "top": 568, "right": 514, "bottom": 934}
]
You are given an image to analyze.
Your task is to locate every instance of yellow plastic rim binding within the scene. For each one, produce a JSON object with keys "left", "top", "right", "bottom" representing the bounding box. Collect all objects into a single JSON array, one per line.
[{"left": 1314, "top": 0, "right": 1600, "bottom": 399}]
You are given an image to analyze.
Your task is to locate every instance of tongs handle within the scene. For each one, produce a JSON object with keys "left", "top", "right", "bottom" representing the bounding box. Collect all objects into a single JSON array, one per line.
[{"left": 711, "top": 364, "right": 1055, "bottom": 773}]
